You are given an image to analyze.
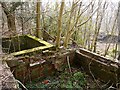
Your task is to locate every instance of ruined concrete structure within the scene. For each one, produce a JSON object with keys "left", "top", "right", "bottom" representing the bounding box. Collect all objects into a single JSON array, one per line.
[{"left": 1, "top": 35, "right": 120, "bottom": 89}]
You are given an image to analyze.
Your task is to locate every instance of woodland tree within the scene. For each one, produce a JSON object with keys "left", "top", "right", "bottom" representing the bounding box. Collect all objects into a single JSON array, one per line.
[
  {"left": 36, "top": 0, "right": 41, "bottom": 38},
  {"left": 117, "top": 2, "right": 120, "bottom": 60},
  {"left": 1, "top": 2, "right": 23, "bottom": 36},
  {"left": 56, "top": 0, "right": 65, "bottom": 48}
]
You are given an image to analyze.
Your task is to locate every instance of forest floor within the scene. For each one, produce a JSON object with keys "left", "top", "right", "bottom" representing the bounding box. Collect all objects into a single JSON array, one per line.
[{"left": 25, "top": 67, "right": 110, "bottom": 89}]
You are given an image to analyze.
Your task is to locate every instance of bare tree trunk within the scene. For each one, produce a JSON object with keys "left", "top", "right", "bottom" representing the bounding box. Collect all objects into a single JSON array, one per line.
[
  {"left": 64, "top": 1, "right": 81, "bottom": 48},
  {"left": 1, "top": 2, "right": 22, "bottom": 36},
  {"left": 92, "top": 1, "right": 107, "bottom": 52},
  {"left": 36, "top": 0, "right": 41, "bottom": 38},
  {"left": 114, "top": 43, "right": 118, "bottom": 59},
  {"left": 0, "top": 4, "right": 2, "bottom": 54},
  {"left": 7, "top": 12, "right": 16, "bottom": 35},
  {"left": 64, "top": 1, "right": 75, "bottom": 48},
  {"left": 56, "top": 0, "right": 65, "bottom": 48},
  {"left": 20, "top": 4, "right": 24, "bottom": 35},
  {"left": 117, "top": 2, "right": 120, "bottom": 60},
  {"left": 104, "top": 10, "right": 118, "bottom": 56}
]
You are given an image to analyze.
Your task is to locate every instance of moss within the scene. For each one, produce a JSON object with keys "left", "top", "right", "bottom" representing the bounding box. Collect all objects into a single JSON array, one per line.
[{"left": 26, "top": 35, "right": 53, "bottom": 47}]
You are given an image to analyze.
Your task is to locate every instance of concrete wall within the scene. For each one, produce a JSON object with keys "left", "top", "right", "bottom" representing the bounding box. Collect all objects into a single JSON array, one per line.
[
  {"left": 2, "top": 35, "right": 45, "bottom": 53},
  {"left": 7, "top": 50, "right": 75, "bottom": 84},
  {"left": 74, "top": 48, "right": 120, "bottom": 86}
]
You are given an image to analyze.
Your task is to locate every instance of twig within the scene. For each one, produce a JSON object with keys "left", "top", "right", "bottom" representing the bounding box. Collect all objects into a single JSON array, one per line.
[
  {"left": 15, "top": 79, "right": 28, "bottom": 90},
  {"left": 107, "top": 83, "right": 116, "bottom": 90},
  {"left": 2, "top": 70, "right": 14, "bottom": 82},
  {"left": 88, "top": 61, "right": 102, "bottom": 89},
  {"left": 67, "top": 56, "right": 72, "bottom": 75},
  {"left": 101, "top": 80, "right": 110, "bottom": 88}
]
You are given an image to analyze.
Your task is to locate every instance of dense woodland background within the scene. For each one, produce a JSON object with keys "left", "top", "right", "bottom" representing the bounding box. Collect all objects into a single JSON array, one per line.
[{"left": 0, "top": 0, "right": 120, "bottom": 60}]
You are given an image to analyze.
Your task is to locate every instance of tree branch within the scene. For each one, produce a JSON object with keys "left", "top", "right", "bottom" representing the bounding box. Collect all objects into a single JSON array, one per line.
[
  {"left": 0, "top": 2, "right": 9, "bottom": 15},
  {"left": 10, "top": 2, "right": 23, "bottom": 13}
]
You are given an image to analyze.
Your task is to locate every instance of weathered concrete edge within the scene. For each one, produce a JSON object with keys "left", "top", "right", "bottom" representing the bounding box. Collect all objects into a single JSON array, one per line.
[
  {"left": 78, "top": 48, "right": 119, "bottom": 64},
  {"left": 26, "top": 35, "right": 53, "bottom": 47}
]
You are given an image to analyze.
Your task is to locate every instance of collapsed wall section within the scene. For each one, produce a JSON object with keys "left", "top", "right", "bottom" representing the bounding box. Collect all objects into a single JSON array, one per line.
[{"left": 74, "top": 48, "right": 120, "bottom": 87}]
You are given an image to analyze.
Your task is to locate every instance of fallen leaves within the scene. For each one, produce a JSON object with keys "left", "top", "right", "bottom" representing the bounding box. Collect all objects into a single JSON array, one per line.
[{"left": 42, "top": 80, "right": 50, "bottom": 84}]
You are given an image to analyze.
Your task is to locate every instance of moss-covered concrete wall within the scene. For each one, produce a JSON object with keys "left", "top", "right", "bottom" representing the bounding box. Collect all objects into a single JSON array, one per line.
[
  {"left": 2, "top": 35, "right": 53, "bottom": 55},
  {"left": 2, "top": 36, "right": 27, "bottom": 53},
  {"left": 74, "top": 48, "right": 120, "bottom": 86},
  {"left": 25, "top": 36, "right": 45, "bottom": 49}
]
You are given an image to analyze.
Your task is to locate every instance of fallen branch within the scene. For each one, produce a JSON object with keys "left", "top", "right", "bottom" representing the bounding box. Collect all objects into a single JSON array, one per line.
[
  {"left": 15, "top": 79, "right": 28, "bottom": 90},
  {"left": 88, "top": 61, "right": 102, "bottom": 89},
  {"left": 67, "top": 56, "right": 72, "bottom": 75}
]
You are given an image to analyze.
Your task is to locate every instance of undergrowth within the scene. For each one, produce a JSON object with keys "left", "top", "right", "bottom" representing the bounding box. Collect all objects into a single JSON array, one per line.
[{"left": 25, "top": 68, "right": 86, "bottom": 89}]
